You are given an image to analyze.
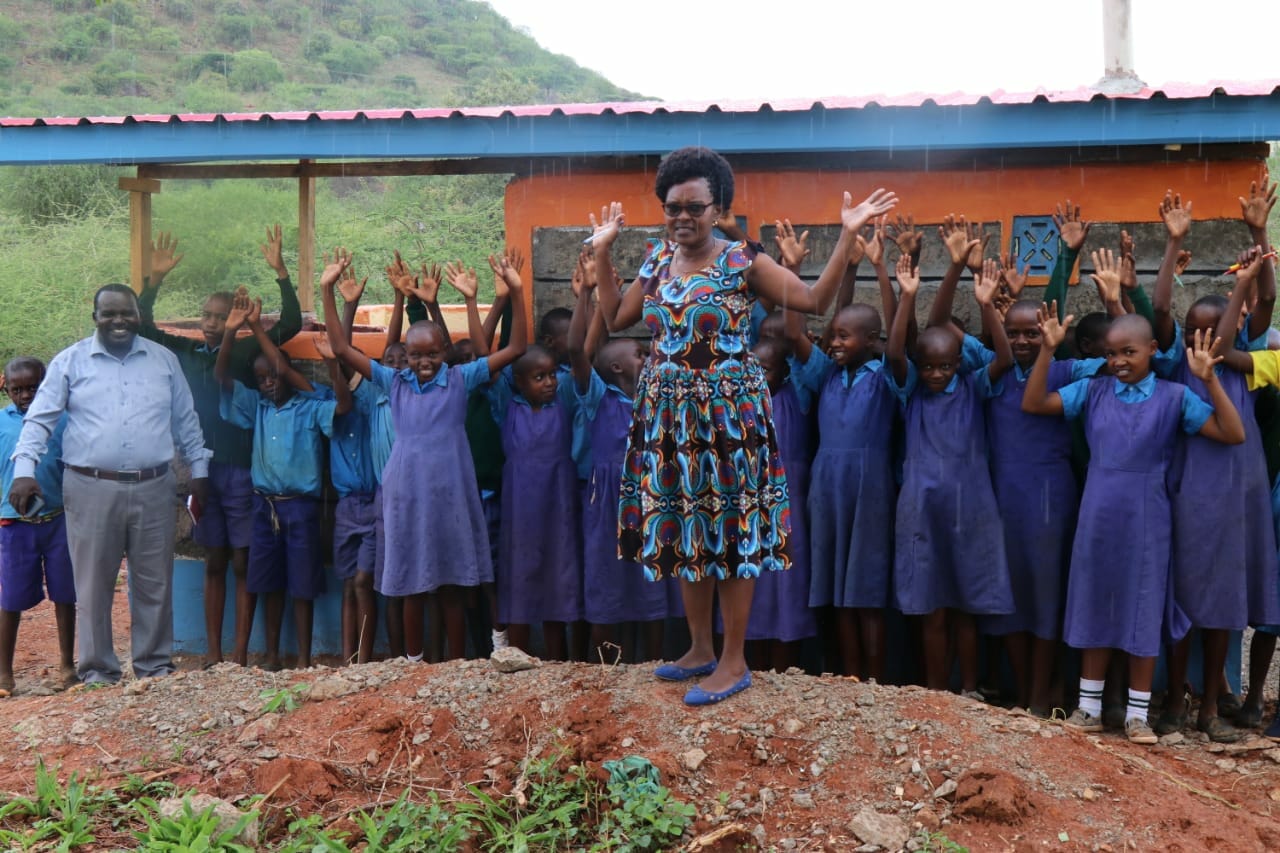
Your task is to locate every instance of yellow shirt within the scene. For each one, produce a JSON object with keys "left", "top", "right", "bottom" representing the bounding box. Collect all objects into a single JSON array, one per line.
[{"left": 1248, "top": 350, "right": 1280, "bottom": 390}]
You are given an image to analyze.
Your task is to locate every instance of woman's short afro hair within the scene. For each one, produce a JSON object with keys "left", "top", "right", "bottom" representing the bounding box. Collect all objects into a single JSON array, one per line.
[{"left": 654, "top": 146, "right": 735, "bottom": 210}]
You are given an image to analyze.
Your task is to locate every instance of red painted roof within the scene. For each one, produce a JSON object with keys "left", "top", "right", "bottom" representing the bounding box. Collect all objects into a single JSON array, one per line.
[{"left": 4, "top": 79, "right": 1278, "bottom": 127}]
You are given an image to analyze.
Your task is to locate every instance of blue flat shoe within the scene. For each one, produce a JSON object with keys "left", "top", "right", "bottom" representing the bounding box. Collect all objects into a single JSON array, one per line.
[
  {"left": 683, "top": 671, "right": 752, "bottom": 706},
  {"left": 654, "top": 661, "right": 716, "bottom": 682}
]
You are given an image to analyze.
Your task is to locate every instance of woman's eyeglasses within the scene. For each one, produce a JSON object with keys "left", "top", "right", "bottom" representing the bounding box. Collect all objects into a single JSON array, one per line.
[{"left": 662, "top": 202, "right": 713, "bottom": 218}]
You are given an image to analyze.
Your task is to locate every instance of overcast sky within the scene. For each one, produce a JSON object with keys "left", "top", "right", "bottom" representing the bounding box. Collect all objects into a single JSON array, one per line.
[{"left": 484, "top": 0, "right": 1275, "bottom": 101}]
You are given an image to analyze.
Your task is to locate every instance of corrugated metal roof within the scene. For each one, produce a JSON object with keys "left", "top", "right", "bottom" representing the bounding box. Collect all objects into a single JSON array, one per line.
[{"left": 4, "top": 79, "right": 1278, "bottom": 127}]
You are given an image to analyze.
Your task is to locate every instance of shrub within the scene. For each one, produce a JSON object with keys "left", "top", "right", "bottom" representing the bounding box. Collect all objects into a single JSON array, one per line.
[
  {"left": 266, "top": 0, "right": 307, "bottom": 31},
  {"left": 2, "top": 165, "right": 126, "bottom": 225},
  {"left": 215, "top": 13, "right": 254, "bottom": 48},
  {"left": 321, "top": 41, "right": 380, "bottom": 83},
  {"left": 163, "top": 0, "right": 195, "bottom": 22},
  {"left": 302, "top": 31, "right": 332, "bottom": 61},
  {"left": 372, "top": 35, "right": 398, "bottom": 57},
  {"left": 0, "top": 15, "right": 23, "bottom": 51},
  {"left": 229, "top": 49, "right": 283, "bottom": 92},
  {"left": 146, "top": 26, "right": 183, "bottom": 53}
]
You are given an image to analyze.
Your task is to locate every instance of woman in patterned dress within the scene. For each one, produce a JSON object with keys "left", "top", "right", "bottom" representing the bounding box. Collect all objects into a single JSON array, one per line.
[{"left": 592, "top": 147, "right": 896, "bottom": 704}]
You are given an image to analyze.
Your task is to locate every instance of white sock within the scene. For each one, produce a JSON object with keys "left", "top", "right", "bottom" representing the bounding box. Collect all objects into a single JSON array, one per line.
[
  {"left": 1078, "top": 678, "right": 1105, "bottom": 718},
  {"left": 406, "top": 653, "right": 423, "bottom": 663},
  {"left": 1126, "top": 689, "right": 1152, "bottom": 724},
  {"left": 491, "top": 629, "right": 509, "bottom": 650}
]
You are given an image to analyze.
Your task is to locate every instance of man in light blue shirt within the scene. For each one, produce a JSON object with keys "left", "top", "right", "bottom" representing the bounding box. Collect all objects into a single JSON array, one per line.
[{"left": 8, "top": 284, "right": 211, "bottom": 685}]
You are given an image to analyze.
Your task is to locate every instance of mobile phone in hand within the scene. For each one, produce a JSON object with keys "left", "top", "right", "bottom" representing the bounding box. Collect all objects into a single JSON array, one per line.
[{"left": 21, "top": 495, "right": 45, "bottom": 519}]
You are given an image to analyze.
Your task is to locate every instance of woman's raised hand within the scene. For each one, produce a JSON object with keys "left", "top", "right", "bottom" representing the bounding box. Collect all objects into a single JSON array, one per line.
[
  {"left": 841, "top": 189, "right": 898, "bottom": 235},
  {"left": 588, "top": 202, "right": 625, "bottom": 248}
]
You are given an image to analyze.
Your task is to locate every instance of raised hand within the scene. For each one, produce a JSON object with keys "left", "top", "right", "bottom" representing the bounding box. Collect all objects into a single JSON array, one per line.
[
  {"left": 841, "top": 188, "right": 898, "bottom": 235},
  {"left": 226, "top": 287, "right": 253, "bottom": 331},
  {"left": 895, "top": 252, "right": 920, "bottom": 295},
  {"left": 149, "top": 231, "right": 184, "bottom": 282},
  {"left": 888, "top": 213, "right": 923, "bottom": 258},
  {"left": 571, "top": 248, "right": 597, "bottom": 297},
  {"left": 964, "top": 221, "right": 990, "bottom": 273},
  {"left": 337, "top": 263, "right": 367, "bottom": 304},
  {"left": 444, "top": 260, "right": 478, "bottom": 300},
  {"left": 1159, "top": 190, "right": 1193, "bottom": 241},
  {"left": 313, "top": 332, "right": 335, "bottom": 361},
  {"left": 418, "top": 263, "right": 443, "bottom": 303},
  {"left": 495, "top": 247, "right": 524, "bottom": 297},
  {"left": 259, "top": 223, "right": 287, "bottom": 277},
  {"left": 999, "top": 251, "right": 1030, "bottom": 297},
  {"left": 1233, "top": 245, "right": 1265, "bottom": 286},
  {"left": 1186, "top": 326, "right": 1225, "bottom": 381},
  {"left": 1118, "top": 230, "right": 1138, "bottom": 289},
  {"left": 1052, "top": 200, "right": 1091, "bottom": 252},
  {"left": 488, "top": 253, "right": 523, "bottom": 292},
  {"left": 319, "top": 247, "right": 353, "bottom": 290},
  {"left": 245, "top": 296, "right": 263, "bottom": 328},
  {"left": 1090, "top": 247, "right": 1123, "bottom": 305},
  {"left": 588, "top": 202, "right": 625, "bottom": 248},
  {"left": 1240, "top": 172, "right": 1277, "bottom": 232},
  {"left": 1037, "top": 301, "right": 1072, "bottom": 351},
  {"left": 940, "top": 214, "right": 979, "bottom": 267},
  {"left": 774, "top": 218, "right": 811, "bottom": 269},
  {"left": 864, "top": 216, "right": 887, "bottom": 267},
  {"left": 973, "top": 257, "right": 1001, "bottom": 306},
  {"left": 1174, "top": 249, "right": 1193, "bottom": 277}
]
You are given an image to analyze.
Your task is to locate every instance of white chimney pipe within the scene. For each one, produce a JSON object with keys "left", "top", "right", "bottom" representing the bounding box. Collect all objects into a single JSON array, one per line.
[{"left": 1098, "top": 0, "right": 1145, "bottom": 93}]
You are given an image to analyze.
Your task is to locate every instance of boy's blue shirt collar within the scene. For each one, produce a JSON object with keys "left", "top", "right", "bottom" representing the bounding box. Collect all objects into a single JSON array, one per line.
[
  {"left": 1113, "top": 371, "right": 1157, "bottom": 401},
  {"left": 840, "top": 358, "right": 883, "bottom": 388},
  {"left": 395, "top": 365, "right": 449, "bottom": 391}
]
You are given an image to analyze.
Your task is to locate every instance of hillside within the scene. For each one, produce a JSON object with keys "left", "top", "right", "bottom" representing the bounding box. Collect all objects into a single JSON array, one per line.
[
  {"left": 0, "top": 0, "right": 639, "bottom": 117},
  {"left": 0, "top": 0, "right": 641, "bottom": 367}
]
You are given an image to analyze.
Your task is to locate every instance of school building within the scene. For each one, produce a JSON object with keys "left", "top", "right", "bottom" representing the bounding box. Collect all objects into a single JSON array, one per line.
[{"left": 1, "top": 80, "right": 1278, "bottom": 656}]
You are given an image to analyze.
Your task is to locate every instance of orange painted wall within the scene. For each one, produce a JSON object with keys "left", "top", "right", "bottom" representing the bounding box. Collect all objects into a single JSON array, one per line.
[{"left": 503, "top": 158, "right": 1264, "bottom": 285}]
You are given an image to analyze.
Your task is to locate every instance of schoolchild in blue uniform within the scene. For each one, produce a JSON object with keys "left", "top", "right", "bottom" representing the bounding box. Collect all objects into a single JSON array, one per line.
[
  {"left": 0, "top": 358, "right": 74, "bottom": 695},
  {"left": 215, "top": 291, "right": 350, "bottom": 670}
]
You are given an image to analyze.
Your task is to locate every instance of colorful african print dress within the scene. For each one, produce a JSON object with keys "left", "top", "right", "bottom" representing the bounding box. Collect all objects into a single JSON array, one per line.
[{"left": 618, "top": 239, "right": 791, "bottom": 582}]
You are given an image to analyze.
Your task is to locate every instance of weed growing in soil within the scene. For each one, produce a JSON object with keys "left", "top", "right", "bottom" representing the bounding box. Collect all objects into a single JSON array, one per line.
[
  {"left": 132, "top": 797, "right": 258, "bottom": 852},
  {"left": 917, "top": 829, "right": 970, "bottom": 852},
  {"left": 258, "top": 682, "right": 309, "bottom": 714},
  {"left": 0, "top": 760, "right": 105, "bottom": 850}
]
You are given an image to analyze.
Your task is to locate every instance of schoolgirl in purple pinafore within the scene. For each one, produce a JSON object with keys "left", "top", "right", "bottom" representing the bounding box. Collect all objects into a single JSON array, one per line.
[
  {"left": 805, "top": 350, "right": 897, "bottom": 610},
  {"left": 746, "top": 377, "right": 817, "bottom": 642},
  {"left": 576, "top": 371, "right": 678, "bottom": 625},
  {"left": 1062, "top": 377, "right": 1195, "bottom": 656},
  {"left": 493, "top": 380, "right": 583, "bottom": 626},
  {"left": 983, "top": 358, "right": 1100, "bottom": 639},
  {"left": 372, "top": 358, "right": 494, "bottom": 597},
  {"left": 892, "top": 363, "right": 1013, "bottom": 616},
  {"left": 1160, "top": 334, "right": 1280, "bottom": 630}
]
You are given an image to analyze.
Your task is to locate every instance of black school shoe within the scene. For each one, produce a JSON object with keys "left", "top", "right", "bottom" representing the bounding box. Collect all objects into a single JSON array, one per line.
[{"left": 1265, "top": 710, "right": 1280, "bottom": 742}]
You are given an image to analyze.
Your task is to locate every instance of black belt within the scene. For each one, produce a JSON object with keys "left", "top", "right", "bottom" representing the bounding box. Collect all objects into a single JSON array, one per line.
[{"left": 67, "top": 463, "right": 169, "bottom": 483}]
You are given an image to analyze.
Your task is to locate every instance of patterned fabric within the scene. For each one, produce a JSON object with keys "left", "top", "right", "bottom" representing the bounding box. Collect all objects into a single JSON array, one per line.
[{"left": 618, "top": 239, "right": 791, "bottom": 581}]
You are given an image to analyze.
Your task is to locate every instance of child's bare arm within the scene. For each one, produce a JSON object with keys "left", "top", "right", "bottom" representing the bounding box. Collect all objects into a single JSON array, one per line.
[
  {"left": 214, "top": 290, "right": 253, "bottom": 391},
  {"left": 568, "top": 258, "right": 596, "bottom": 393},
  {"left": 1241, "top": 173, "right": 1277, "bottom": 337},
  {"left": 337, "top": 262, "right": 367, "bottom": 344},
  {"left": 445, "top": 260, "right": 484, "bottom": 353},
  {"left": 1153, "top": 190, "right": 1191, "bottom": 350},
  {"left": 928, "top": 214, "right": 981, "bottom": 328},
  {"left": 590, "top": 202, "right": 645, "bottom": 330},
  {"left": 887, "top": 255, "right": 918, "bottom": 385},
  {"left": 1188, "top": 328, "right": 1245, "bottom": 444},
  {"left": 1218, "top": 248, "right": 1264, "bottom": 373},
  {"left": 1021, "top": 302, "right": 1071, "bottom": 416},
  {"left": 975, "top": 259, "right": 1012, "bottom": 382},
  {"left": 485, "top": 254, "right": 529, "bottom": 375},
  {"left": 325, "top": 346, "right": 353, "bottom": 416},
  {"left": 384, "top": 284, "right": 406, "bottom": 351},
  {"left": 321, "top": 249, "right": 373, "bottom": 379},
  {"left": 480, "top": 248, "right": 519, "bottom": 354},
  {"left": 248, "top": 299, "right": 312, "bottom": 393},
  {"left": 865, "top": 216, "right": 895, "bottom": 333},
  {"left": 784, "top": 305, "right": 813, "bottom": 364}
]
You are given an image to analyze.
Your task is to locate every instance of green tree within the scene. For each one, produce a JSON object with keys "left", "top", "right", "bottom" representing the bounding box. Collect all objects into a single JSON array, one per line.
[{"left": 229, "top": 49, "right": 283, "bottom": 92}]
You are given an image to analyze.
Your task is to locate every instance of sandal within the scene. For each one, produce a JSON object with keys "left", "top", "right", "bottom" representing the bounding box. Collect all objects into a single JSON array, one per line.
[{"left": 1197, "top": 715, "right": 1242, "bottom": 744}]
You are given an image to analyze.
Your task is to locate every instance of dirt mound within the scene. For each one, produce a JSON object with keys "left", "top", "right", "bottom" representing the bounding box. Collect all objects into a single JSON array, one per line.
[{"left": 4, "top": 599, "right": 1280, "bottom": 850}]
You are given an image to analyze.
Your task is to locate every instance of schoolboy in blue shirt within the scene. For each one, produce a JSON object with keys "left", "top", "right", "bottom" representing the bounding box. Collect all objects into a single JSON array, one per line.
[
  {"left": 215, "top": 292, "right": 351, "bottom": 671},
  {"left": 315, "top": 334, "right": 389, "bottom": 666},
  {"left": 0, "top": 358, "right": 75, "bottom": 695}
]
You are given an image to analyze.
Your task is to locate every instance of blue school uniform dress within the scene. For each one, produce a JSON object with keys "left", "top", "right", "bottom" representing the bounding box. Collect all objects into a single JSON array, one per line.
[
  {"left": 220, "top": 383, "right": 336, "bottom": 601},
  {"left": 803, "top": 349, "right": 898, "bottom": 610},
  {"left": 1156, "top": 325, "right": 1280, "bottom": 630},
  {"left": 0, "top": 406, "right": 74, "bottom": 612},
  {"left": 1056, "top": 373, "right": 1209, "bottom": 656},
  {"left": 745, "top": 369, "right": 818, "bottom": 642},
  {"left": 330, "top": 380, "right": 388, "bottom": 582},
  {"left": 889, "top": 341, "right": 1013, "bottom": 616},
  {"left": 371, "top": 359, "right": 494, "bottom": 597},
  {"left": 491, "top": 373, "right": 583, "bottom": 625},
  {"left": 983, "top": 356, "right": 1103, "bottom": 640},
  {"left": 574, "top": 370, "right": 679, "bottom": 625}
]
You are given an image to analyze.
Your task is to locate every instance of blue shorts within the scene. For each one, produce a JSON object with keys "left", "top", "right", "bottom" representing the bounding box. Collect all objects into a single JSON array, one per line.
[
  {"left": 0, "top": 514, "right": 75, "bottom": 612},
  {"left": 248, "top": 495, "right": 324, "bottom": 600},
  {"left": 193, "top": 462, "right": 254, "bottom": 550},
  {"left": 333, "top": 493, "right": 378, "bottom": 581}
]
